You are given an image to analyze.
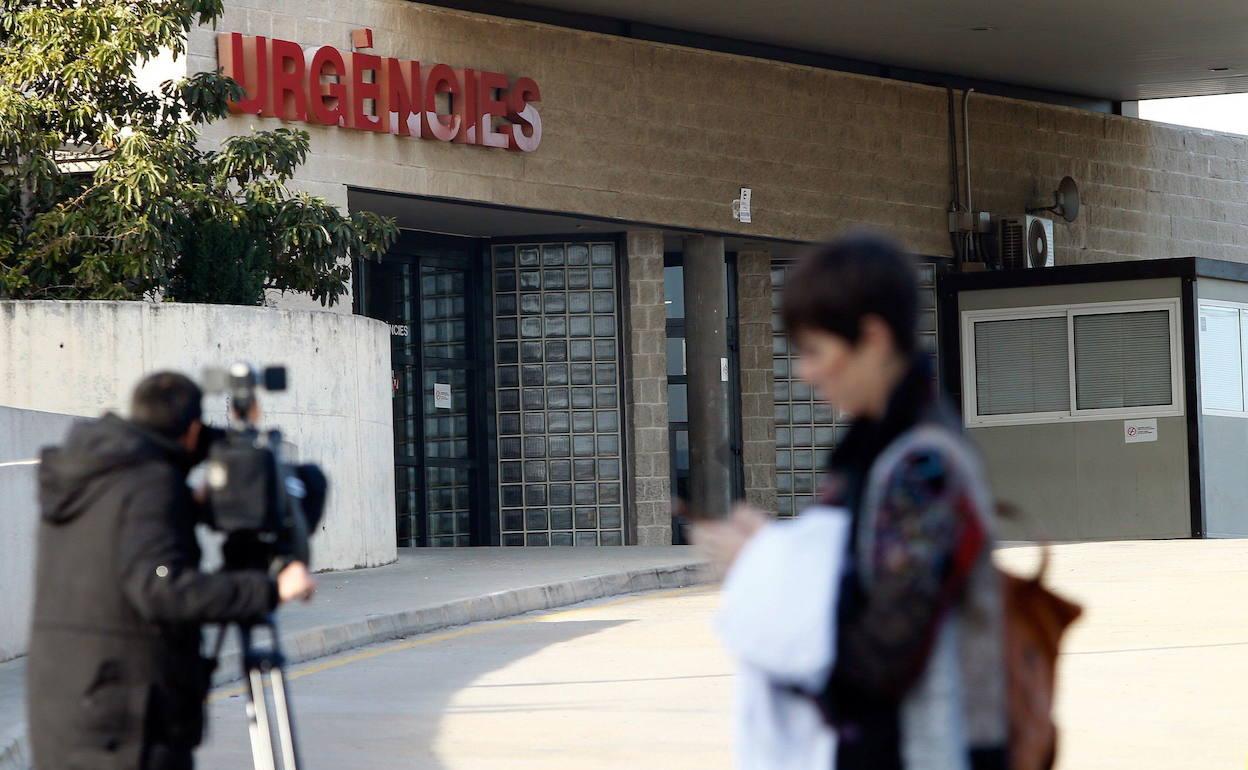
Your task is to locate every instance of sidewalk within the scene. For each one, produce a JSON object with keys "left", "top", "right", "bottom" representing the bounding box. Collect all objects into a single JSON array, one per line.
[{"left": 0, "top": 546, "right": 705, "bottom": 770}]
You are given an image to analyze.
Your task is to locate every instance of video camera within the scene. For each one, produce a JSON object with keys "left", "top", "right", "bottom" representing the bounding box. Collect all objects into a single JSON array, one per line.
[{"left": 200, "top": 363, "right": 327, "bottom": 572}]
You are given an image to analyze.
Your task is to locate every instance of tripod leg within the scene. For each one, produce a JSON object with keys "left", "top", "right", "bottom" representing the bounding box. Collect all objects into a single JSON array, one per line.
[
  {"left": 269, "top": 666, "right": 301, "bottom": 770},
  {"left": 246, "top": 665, "right": 279, "bottom": 770}
]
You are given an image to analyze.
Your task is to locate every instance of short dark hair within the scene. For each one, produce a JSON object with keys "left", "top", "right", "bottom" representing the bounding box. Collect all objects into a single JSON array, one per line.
[
  {"left": 130, "top": 372, "right": 203, "bottom": 439},
  {"left": 780, "top": 232, "right": 919, "bottom": 353}
]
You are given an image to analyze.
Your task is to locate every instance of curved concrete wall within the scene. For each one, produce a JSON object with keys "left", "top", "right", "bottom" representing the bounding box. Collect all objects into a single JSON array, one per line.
[
  {"left": 0, "top": 406, "right": 77, "bottom": 662},
  {"left": 0, "top": 301, "right": 396, "bottom": 572}
]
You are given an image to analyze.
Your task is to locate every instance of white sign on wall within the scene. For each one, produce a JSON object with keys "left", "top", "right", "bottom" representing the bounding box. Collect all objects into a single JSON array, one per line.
[
  {"left": 1124, "top": 418, "right": 1158, "bottom": 444},
  {"left": 434, "top": 382, "right": 452, "bottom": 410}
]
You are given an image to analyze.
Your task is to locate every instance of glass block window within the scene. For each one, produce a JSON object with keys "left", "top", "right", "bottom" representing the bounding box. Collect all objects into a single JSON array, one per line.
[
  {"left": 493, "top": 242, "right": 625, "bottom": 546},
  {"left": 770, "top": 261, "right": 940, "bottom": 517}
]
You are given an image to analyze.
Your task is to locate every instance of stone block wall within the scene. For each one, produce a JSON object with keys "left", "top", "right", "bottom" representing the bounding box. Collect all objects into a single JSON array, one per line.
[
  {"left": 736, "top": 250, "right": 778, "bottom": 513},
  {"left": 624, "top": 231, "right": 672, "bottom": 545}
]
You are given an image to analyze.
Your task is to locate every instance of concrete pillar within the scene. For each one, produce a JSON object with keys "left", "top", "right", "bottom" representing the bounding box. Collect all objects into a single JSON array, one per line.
[
  {"left": 682, "top": 235, "right": 733, "bottom": 518},
  {"left": 736, "top": 250, "right": 778, "bottom": 514},
  {"left": 624, "top": 230, "right": 672, "bottom": 546}
]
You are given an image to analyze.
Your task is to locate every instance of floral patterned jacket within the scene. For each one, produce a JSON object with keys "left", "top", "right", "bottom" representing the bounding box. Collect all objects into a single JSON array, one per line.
[{"left": 814, "top": 359, "right": 1009, "bottom": 770}]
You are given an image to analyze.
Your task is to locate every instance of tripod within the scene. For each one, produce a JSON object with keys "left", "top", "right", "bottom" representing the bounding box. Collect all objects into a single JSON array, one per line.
[{"left": 235, "top": 617, "right": 302, "bottom": 770}]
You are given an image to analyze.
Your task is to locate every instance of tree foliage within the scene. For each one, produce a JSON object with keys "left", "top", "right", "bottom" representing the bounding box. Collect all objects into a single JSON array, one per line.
[{"left": 0, "top": 0, "right": 397, "bottom": 305}]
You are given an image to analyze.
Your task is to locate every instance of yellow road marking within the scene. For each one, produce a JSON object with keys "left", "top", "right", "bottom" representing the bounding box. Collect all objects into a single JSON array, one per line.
[{"left": 209, "top": 584, "right": 713, "bottom": 702}]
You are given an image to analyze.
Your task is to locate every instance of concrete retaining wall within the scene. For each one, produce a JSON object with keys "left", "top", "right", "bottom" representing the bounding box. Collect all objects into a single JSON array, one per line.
[
  {"left": 0, "top": 301, "right": 397, "bottom": 573},
  {"left": 0, "top": 406, "right": 77, "bottom": 662}
]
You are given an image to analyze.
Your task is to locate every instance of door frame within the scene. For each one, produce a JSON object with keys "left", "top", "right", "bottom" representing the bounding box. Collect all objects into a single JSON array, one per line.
[{"left": 357, "top": 231, "right": 494, "bottom": 547}]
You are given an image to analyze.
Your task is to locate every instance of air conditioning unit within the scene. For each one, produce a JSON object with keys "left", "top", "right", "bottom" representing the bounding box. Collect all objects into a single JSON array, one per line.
[{"left": 996, "top": 215, "right": 1055, "bottom": 270}]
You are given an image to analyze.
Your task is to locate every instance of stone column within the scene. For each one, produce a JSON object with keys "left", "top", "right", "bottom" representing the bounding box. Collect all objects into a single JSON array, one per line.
[
  {"left": 682, "top": 235, "right": 733, "bottom": 519},
  {"left": 736, "top": 251, "right": 778, "bottom": 513},
  {"left": 624, "top": 231, "right": 672, "bottom": 545}
]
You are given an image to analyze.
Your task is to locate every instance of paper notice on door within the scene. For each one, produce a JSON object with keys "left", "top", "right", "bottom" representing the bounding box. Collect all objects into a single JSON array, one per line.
[
  {"left": 434, "top": 382, "right": 452, "bottom": 410},
  {"left": 1124, "top": 418, "right": 1158, "bottom": 444}
]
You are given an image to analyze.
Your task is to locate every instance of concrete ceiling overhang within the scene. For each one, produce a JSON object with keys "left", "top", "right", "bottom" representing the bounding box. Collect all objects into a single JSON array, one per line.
[{"left": 453, "top": 0, "right": 1248, "bottom": 102}]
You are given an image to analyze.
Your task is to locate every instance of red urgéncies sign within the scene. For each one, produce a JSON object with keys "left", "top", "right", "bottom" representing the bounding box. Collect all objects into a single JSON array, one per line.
[{"left": 216, "top": 31, "right": 542, "bottom": 152}]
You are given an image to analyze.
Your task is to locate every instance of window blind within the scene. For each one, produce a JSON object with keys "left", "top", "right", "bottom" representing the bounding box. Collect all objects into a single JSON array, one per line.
[
  {"left": 974, "top": 317, "right": 1070, "bottom": 416},
  {"left": 1198, "top": 306, "right": 1243, "bottom": 412},
  {"left": 1073, "top": 310, "right": 1172, "bottom": 410}
]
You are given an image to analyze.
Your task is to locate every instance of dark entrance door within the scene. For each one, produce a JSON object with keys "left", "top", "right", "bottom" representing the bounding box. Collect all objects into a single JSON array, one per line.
[{"left": 358, "top": 234, "right": 488, "bottom": 547}]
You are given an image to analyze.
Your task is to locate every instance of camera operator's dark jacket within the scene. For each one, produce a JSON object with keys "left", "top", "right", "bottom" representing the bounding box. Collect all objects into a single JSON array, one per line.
[{"left": 27, "top": 414, "right": 278, "bottom": 770}]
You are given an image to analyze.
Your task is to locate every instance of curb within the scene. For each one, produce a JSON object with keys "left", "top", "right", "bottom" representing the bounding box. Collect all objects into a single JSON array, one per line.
[{"left": 1, "top": 561, "right": 708, "bottom": 770}]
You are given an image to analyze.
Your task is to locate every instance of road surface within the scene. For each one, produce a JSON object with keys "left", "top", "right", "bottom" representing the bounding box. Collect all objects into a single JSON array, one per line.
[
  {"left": 201, "top": 541, "right": 1248, "bottom": 769},
  {"left": 199, "top": 586, "right": 733, "bottom": 770}
]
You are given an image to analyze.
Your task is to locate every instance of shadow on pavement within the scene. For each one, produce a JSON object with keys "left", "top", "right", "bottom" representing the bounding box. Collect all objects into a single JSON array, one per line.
[{"left": 197, "top": 618, "right": 630, "bottom": 770}]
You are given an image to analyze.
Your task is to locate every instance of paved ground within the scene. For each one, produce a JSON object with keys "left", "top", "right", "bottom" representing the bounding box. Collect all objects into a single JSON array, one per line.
[
  {"left": 200, "top": 540, "right": 1248, "bottom": 770},
  {"left": 0, "top": 547, "right": 703, "bottom": 770},
  {"left": 998, "top": 540, "right": 1248, "bottom": 770},
  {"left": 199, "top": 586, "right": 733, "bottom": 770}
]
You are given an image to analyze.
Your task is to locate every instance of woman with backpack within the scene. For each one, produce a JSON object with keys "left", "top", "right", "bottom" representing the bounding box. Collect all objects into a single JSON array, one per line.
[{"left": 697, "top": 232, "right": 1011, "bottom": 770}]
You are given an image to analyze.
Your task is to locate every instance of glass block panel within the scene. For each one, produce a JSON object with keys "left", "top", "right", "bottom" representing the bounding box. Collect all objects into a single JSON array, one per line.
[
  {"left": 502, "top": 509, "right": 524, "bottom": 532},
  {"left": 521, "top": 365, "right": 544, "bottom": 386},
  {"left": 570, "top": 340, "right": 593, "bottom": 361},
  {"left": 575, "top": 507, "right": 598, "bottom": 529},
  {"left": 572, "top": 411, "right": 595, "bottom": 433},
  {"left": 519, "top": 341, "right": 544, "bottom": 364},
  {"left": 522, "top": 388, "right": 544, "bottom": 410},
  {"left": 545, "top": 318, "right": 568, "bottom": 338},
  {"left": 570, "top": 363, "right": 594, "bottom": 385},
  {"left": 571, "top": 387, "right": 595, "bottom": 408},
  {"left": 594, "top": 339, "right": 616, "bottom": 361},
  {"left": 526, "top": 508, "right": 549, "bottom": 531},
  {"left": 493, "top": 242, "right": 623, "bottom": 546},
  {"left": 595, "top": 387, "right": 617, "bottom": 408},
  {"left": 544, "top": 293, "right": 567, "bottom": 313},
  {"left": 593, "top": 292, "right": 615, "bottom": 313},
  {"left": 551, "top": 508, "right": 573, "bottom": 529},
  {"left": 548, "top": 411, "right": 571, "bottom": 433},
  {"left": 545, "top": 364, "right": 569, "bottom": 385},
  {"left": 573, "top": 435, "right": 596, "bottom": 456},
  {"left": 549, "top": 484, "right": 572, "bottom": 506}
]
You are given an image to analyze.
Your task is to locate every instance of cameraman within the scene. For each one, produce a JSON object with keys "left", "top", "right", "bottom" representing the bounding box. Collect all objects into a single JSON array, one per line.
[{"left": 26, "top": 372, "right": 316, "bottom": 770}]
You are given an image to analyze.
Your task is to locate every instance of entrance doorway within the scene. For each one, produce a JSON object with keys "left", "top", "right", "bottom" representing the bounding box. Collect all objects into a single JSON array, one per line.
[{"left": 358, "top": 233, "right": 489, "bottom": 547}]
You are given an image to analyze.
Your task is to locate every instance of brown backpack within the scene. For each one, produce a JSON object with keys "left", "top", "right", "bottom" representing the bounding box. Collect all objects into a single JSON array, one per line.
[{"left": 1000, "top": 549, "right": 1082, "bottom": 770}]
